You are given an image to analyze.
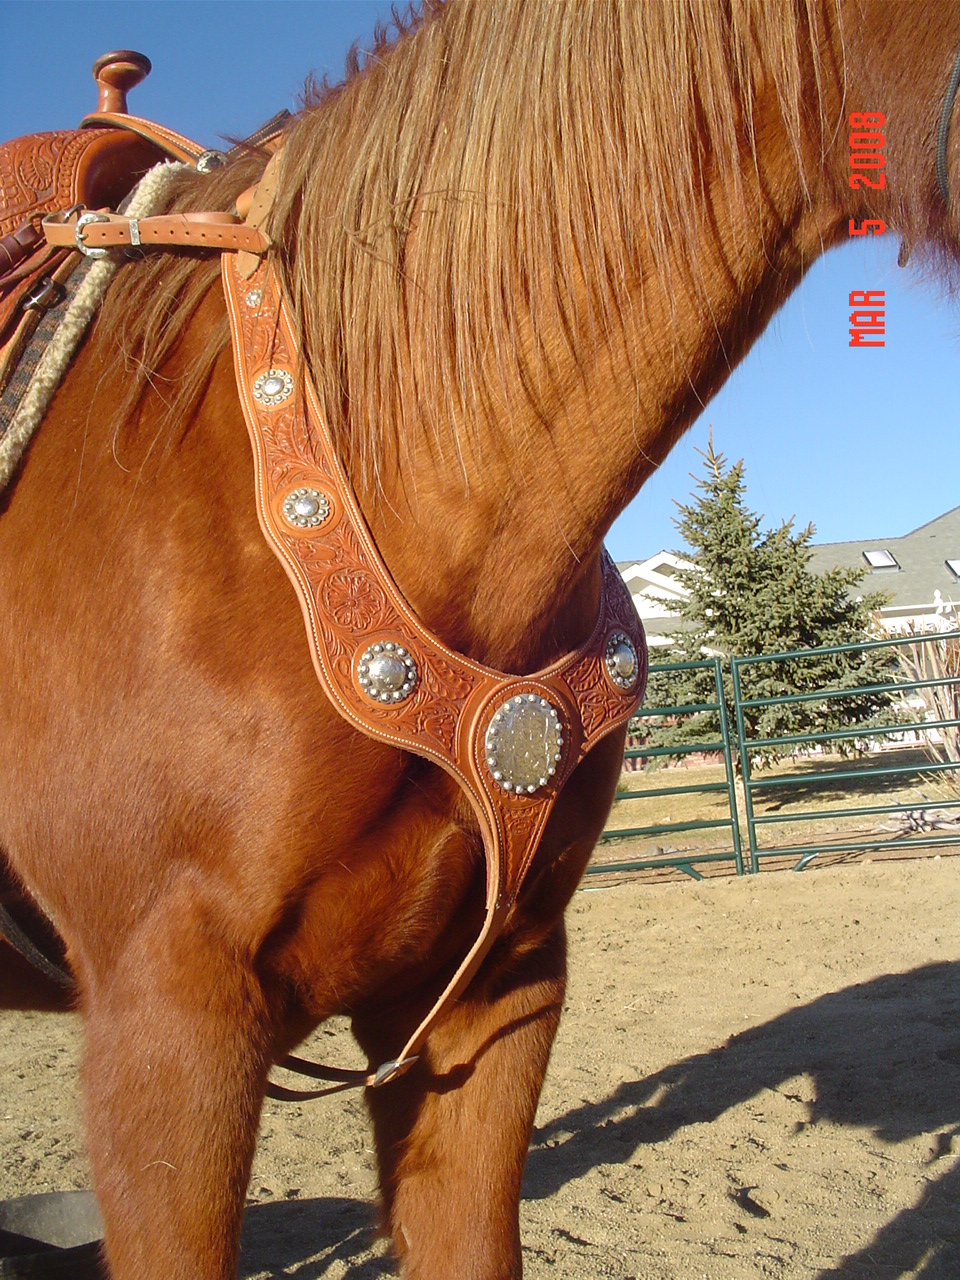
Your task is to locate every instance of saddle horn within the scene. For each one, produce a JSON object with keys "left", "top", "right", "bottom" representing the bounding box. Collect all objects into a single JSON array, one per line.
[{"left": 91, "top": 50, "right": 152, "bottom": 115}]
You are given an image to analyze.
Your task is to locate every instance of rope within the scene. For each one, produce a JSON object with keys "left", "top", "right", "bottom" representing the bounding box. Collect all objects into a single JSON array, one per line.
[{"left": 935, "top": 46, "right": 960, "bottom": 207}]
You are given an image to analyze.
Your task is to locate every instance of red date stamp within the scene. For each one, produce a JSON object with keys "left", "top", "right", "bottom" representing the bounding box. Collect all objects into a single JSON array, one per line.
[{"left": 847, "top": 112, "right": 885, "bottom": 347}]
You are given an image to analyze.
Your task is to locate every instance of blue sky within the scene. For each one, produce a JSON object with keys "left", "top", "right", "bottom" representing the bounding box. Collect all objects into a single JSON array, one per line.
[{"left": 3, "top": 2, "right": 958, "bottom": 562}]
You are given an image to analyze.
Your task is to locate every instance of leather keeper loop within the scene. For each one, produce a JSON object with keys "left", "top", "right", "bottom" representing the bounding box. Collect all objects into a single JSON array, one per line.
[{"left": 0, "top": 222, "right": 44, "bottom": 279}]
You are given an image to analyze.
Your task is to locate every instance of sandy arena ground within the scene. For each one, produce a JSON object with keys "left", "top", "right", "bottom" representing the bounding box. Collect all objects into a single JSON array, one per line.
[{"left": 2, "top": 855, "right": 959, "bottom": 1278}]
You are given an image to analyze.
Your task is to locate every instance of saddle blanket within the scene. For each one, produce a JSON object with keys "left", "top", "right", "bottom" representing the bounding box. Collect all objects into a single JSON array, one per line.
[{"left": 0, "top": 162, "right": 184, "bottom": 496}]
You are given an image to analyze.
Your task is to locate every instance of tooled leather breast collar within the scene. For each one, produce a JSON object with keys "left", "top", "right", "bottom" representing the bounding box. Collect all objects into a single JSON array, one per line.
[
  {"left": 220, "top": 255, "right": 647, "bottom": 1090},
  {"left": 26, "top": 135, "right": 647, "bottom": 1093}
]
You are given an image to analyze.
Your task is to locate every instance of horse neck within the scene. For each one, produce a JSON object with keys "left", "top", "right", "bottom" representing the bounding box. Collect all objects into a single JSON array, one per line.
[
  {"left": 288, "top": 0, "right": 876, "bottom": 673},
  {"left": 358, "top": 171, "right": 841, "bottom": 675},
  {"left": 331, "top": 51, "right": 854, "bottom": 674}
]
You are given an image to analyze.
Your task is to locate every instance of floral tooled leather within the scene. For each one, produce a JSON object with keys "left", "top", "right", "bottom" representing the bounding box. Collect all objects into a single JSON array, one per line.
[
  {"left": 222, "top": 253, "right": 647, "bottom": 1078},
  {"left": 0, "top": 128, "right": 164, "bottom": 241}
]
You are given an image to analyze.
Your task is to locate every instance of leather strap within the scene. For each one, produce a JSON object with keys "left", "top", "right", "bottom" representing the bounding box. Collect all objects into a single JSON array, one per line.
[
  {"left": 232, "top": 110, "right": 291, "bottom": 156},
  {"left": 42, "top": 209, "right": 270, "bottom": 257},
  {"left": 0, "top": 222, "right": 44, "bottom": 278},
  {"left": 0, "top": 900, "right": 73, "bottom": 990},
  {"left": 80, "top": 111, "right": 206, "bottom": 165},
  {"left": 222, "top": 254, "right": 647, "bottom": 1087},
  {"left": 0, "top": 250, "right": 79, "bottom": 396},
  {"left": 236, "top": 150, "right": 284, "bottom": 278}
]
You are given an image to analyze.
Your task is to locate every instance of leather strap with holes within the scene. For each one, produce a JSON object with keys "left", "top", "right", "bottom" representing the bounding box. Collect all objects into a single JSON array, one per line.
[{"left": 42, "top": 208, "right": 270, "bottom": 256}]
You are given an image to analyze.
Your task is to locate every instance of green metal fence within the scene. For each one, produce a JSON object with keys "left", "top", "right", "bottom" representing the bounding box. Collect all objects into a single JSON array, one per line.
[
  {"left": 593, "top": 630, "right": 960, "bottom": 878},
  {"left": 731, "top": 629, "right": 960, "bottom": 872},
  {"left": 591, "top": 656, "right": 744, "bottom": 879}
]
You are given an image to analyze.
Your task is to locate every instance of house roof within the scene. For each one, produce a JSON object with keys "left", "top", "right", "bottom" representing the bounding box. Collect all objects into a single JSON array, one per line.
[
  {"left": 619, "top": 507, "right": 960, "bottom": 635},
  {"left": 618, "top": 551, "right": 689, "bottom": 601},
  {"left": 806, "top": 505, "right": 960, "bottom": 615}
]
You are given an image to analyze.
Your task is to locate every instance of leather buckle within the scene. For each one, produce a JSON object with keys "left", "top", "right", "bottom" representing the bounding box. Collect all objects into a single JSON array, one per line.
[{"left": 74, "top": 211, "right": 110, "bottom": 259}]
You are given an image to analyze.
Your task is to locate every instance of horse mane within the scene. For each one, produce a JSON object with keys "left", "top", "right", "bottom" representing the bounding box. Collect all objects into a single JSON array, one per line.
[{"left": 98, "top": 0, "right": 830, "bottom": 489}]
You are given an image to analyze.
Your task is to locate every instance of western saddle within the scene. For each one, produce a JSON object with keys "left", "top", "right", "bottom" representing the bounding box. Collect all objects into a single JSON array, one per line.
[{"left": 0, "top": 50, "right": 281, "bottom": 395}]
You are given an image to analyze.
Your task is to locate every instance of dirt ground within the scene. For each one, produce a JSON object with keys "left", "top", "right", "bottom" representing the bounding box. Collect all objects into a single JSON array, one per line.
[{"left": 2, "top": 855, "right": 960, "bottom": 1279}]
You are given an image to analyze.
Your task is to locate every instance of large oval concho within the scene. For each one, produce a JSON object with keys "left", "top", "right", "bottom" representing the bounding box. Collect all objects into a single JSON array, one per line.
[{"left": 484, "top": 693, "right": 563, "bottom": 794}]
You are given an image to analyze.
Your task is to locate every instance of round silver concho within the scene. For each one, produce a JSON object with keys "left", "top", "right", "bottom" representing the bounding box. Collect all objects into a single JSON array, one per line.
[
  {"left": 357, "top": 642, "right": 418, "bottom": 703},
  {"left": 485, "top": 694, "right": 563, "bottom": 795},
  {"left": 252, "top": 368, "right": 294, "bottom": 407},
  {"left": 245, "top": 288, "right": 263, "bottom": 309},
  {"left": 196, "top": 149, "right": 227, "bottom": 173},
  {"left": 604, "top": 631, "right": 640, "bottom": 691},
  {"left": 282, "top": 487, "right": 330, "bottom": 529}
]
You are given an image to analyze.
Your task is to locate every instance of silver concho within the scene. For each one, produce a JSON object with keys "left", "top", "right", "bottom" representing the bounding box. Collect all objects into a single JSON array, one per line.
[
  {"left": 252, "top": 368, "right": 294, "bottom": 407},
  {"left": 196, "top": 149, "right": 227, "bottom": 173},
  {"left": 245, "top": 288, "right": 263, "bottom": 309},
  {"left": 282, "top": 487, "right": 330, "bottom": 529},
  {"left": 604, "top": 631, "right": 639, "bottom": 691},
  {"left": 485, "top": 694, "right": 563, "bottom": 794},
  {"left": 357, "top": 641, "right": 418, "bottom": 703}
]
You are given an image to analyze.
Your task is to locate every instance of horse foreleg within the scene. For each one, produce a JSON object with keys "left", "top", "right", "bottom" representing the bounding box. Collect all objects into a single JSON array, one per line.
[
  {"left": 78, "top": 900, "right": 272, "bottom": 1280},
  {"left": 355, "top": 922, "right": 566, "bottom": 1280}
]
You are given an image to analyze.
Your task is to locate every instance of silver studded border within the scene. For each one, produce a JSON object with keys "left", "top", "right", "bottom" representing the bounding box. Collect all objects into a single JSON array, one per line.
[
  {"left": 604, "top": 630, "right": 639, "bottom": 691},
  {"left": 282, "top": 487, "right": 331, "bottom": 529},
  {"left": 357, "top": 641, "right": 419, "bottom": 703},
  {"left": 252, "top": 368, "right": 294, "bottom": 407},
  {"left": 484, "top": 693, "right": 563, "bottom": 795}
]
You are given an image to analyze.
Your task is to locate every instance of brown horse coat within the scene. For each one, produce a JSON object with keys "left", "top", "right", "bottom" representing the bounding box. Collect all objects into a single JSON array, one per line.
[{"left": 2, "top": 2, "right": 959, "bottom": 1276}]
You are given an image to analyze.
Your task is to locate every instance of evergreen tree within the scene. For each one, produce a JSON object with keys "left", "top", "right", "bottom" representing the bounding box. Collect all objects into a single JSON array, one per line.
[{"left": 640, "top": 440, "right": 897, "bottom": 767}]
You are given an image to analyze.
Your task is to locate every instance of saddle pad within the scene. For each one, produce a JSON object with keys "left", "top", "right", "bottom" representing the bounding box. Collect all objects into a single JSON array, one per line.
[
  {"left": 0, "top": 255, "right": 90, "bottom": 469},
  {"left": 0, "top": 161, "right": 186, "bottom": 495}
]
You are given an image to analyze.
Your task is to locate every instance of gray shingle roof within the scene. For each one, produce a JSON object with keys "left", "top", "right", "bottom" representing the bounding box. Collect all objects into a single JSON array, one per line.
[{"left": 806, "top": 506, "right": 960, "bottom": 611}]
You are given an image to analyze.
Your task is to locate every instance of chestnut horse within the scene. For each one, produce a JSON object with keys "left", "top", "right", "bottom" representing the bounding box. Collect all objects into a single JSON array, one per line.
[{"left": 1, "top": 1, "right": 958, "bottom": 1276}]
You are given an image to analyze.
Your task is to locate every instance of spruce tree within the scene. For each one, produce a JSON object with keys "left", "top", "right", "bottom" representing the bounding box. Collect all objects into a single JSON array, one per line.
[{"left": 640, "top": 440, "right": 897, "bottom": 767}]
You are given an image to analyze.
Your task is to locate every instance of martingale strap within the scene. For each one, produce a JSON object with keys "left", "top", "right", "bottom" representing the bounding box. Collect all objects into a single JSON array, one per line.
[{"left": 222, "top": 255, "right": 648, "bottom": 1089}]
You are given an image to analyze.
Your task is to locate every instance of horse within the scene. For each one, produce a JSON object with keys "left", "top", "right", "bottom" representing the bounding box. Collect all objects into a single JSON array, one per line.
[{"left": 1, "top": 1, "right": 959, "bottom": 1276}]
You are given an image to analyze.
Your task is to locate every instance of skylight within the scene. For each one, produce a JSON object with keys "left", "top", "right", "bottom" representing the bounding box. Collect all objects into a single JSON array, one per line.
[{"left": 863, "top": 549, "right": 899, "bottom": 570}]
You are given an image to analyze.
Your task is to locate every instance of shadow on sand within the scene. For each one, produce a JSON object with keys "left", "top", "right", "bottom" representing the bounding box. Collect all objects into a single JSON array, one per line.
[
  {"left": 235, "top": 963, "right": 960, "bottom": 1277},
  {"left": 523, "top": 959, "right": 960, "bottom": 1278},
  {"left": 239, "top": 1196, "right": 389, "bottom": 1280}
]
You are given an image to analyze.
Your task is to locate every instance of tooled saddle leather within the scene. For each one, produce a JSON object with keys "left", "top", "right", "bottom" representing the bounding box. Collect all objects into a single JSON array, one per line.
[
  {"left": 0, "top": 127, "right": 168, "bottom": 263},
  {"left": 0, "top": 51, "right": 206, "bottom": 395}
]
